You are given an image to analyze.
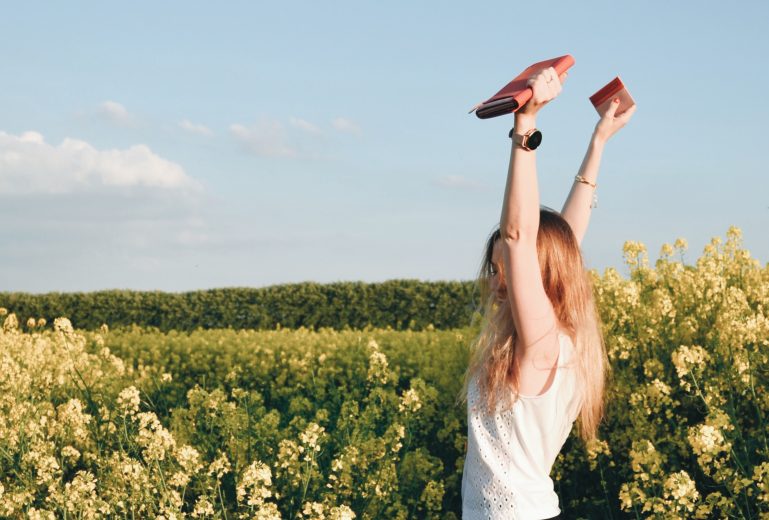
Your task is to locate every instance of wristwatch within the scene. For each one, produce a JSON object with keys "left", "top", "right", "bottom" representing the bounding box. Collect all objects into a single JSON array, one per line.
[{"left": 509, "top": 128, "right": 542, "bottom": 151}]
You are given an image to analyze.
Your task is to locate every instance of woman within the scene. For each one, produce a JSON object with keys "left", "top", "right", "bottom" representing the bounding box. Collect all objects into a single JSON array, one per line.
[{"left": 460, "top": 67, "right": 636, "bottom": 519}]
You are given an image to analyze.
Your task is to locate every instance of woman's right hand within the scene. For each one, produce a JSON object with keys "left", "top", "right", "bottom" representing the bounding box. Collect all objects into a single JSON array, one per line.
[{"left": 516, "top": 67, "right": 567, "bottom": 120}]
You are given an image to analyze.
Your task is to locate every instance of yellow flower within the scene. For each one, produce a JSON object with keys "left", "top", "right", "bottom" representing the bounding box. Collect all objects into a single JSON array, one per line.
[
  {"left": 3, "top": 313, "right": 19, "bottom": 332},
  {"left": 688, "top": 420, "right": 732, "bottom": 472},
  {"left": 61, "top": 446, "right": 81, "bottom": 464},
  {"left": 398, "top": 388, "right": 422, "bottom": 413},
  {"left": 328, "top": 505, "right": 356, "bottom": 520},
  {"left": 191, "top": 497, "right": 215, "bottom": 517},
  {"left": 299, "top": 422, "right": 326, "bottom": 462},
  {"left": 136, "top": 412, "right": 176, "bottom": 462},
  {"left": 674, "top": 237, "right": 688, "bottom": 251},
  {"left": 116, "top": 386, "right": 141, "bottom": 416},
  {"left": 367, "top": 349, "right": 390, "bottom": 385},
  {"left": 56, "top": 398, "right": 92, "bottom": 444},
  {"left": 585, "top": 438, "right": 611, "bottom": 471},
  {"left": 53, "top": 317, "right": 74, "bottom": 334},
  {"left": 649, "top": 378, "right": 672, "bottom": 398},
  {"left": 662, "top": 470, "right": 699, "bottom": 512},
  {"left": 622, "top": 240, "right": 649, "bottom": 269},
  {"left": 253, "top": 502, "right": 281, "bottom": 520},
  {"left": 276, "top": 438, "right": 301, "bottom": 485},
  {"left": 176, "top": 445, "right": 202, "bottom": 474},
  {"left": 236, "top": 460, "right": 273, "bottom": 507},
  {"left": 61, "top": 471, "right": 100, "bottom": 515},
  {"left": 207, "top": 452, "right": 231, "bottom": 480},
  {"left": 23, "top": 449, "right": 61, "bottom": 486},
  {"left": 300, "top": 501, "right": 325, "bottom": 518},
  {"left": 671, "top": 344, "right": 710, "bottom": 391},
  {"left": 753, "top": 462, "right": 769, "bottom": 503}
]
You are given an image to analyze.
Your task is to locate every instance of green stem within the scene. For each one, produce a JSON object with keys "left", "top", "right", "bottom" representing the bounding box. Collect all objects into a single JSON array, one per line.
[
  {"left": 724, "top": 346, "right": 755, "bottom": 474},
  {"left": 299, "top": 453, "right": 314, "bottom": 509},
  {"left": 744, "top": 485, "right": 754, "bottom": 520},
  {"left": 748, "top": 360, "right": 769, "bottom": 455},
  {"left": 155, "top": 459, "right": 169, "bottom": 495},
  {"left": 598, "top": 458, "right": 614, "bottom": 519},
  {"left": 689, "top": 372, "right": 709, "bottom": 414},
  {"left": 179, "top": 484, "right": 187, "bottom": 514},
  {"left": 0, "top": 444, "right": 15, "bottom": 464},
  {"left": 217, "top": 482, "right": 229, "bottom": 520}
]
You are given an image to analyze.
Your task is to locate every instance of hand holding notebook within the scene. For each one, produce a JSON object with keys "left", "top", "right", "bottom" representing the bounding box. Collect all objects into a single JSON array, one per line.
[
  {"left": 471, "top": 55, "right": 575, "bottom": 119},
  {"left": 516, "top": 66, "right": 568, "bottom": 118}
]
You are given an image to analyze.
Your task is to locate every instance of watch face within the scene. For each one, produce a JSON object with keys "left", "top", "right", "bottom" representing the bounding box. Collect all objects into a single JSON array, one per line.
[{"left": 527, "top": 130, "right": 542, "bottom": 150}]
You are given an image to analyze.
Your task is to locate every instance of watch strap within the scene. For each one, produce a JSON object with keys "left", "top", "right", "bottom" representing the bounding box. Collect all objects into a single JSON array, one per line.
[{"left": 508, "top": 128, "right": 540, "bottom": 150}]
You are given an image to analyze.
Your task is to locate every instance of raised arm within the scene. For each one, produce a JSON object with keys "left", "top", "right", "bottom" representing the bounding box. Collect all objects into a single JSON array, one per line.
[
  {"left": 561, "top": 99, "right": 636, "bottom": 246},
  {"left": 500, "top": 67, "right": 564, "bottom": 352}
]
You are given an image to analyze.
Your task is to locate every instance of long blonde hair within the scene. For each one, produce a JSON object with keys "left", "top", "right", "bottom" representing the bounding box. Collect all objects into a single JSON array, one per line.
[{"left": 458, "top": 208, "right": 609, "bottom": 442}]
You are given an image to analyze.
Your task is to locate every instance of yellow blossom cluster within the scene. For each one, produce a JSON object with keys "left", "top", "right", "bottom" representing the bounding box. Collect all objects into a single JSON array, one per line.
[
  {"left": 584, "top": 438, "right": 612, "bottom": 471},
  {"left": 671, "top": 344, "right": 710, "bottom": 391},
  {"left": 236, "top": 460, "right": 277, "bottom": 514},
  {"left": 398, "top": 388, "right": 422, "bottom": 413},
  {"left": 595, "top": 227, "right": 769, "bottom": 518},
  {"left": 366, "top": 339, "right": 390, "bottom": 385},
  {"left": 662, "top": 470, "right": 699, "bottom": 514},
  {"left": 298, "top": 501, "right": 356, "bottom": 520}
]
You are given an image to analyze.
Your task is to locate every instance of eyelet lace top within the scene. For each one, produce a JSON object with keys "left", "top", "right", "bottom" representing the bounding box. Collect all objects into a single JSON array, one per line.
[{"left": 461, "top": 330, "right": 583, "bottom": 519}]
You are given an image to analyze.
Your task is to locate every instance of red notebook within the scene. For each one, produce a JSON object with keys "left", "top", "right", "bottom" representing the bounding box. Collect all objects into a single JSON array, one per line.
[
  {"left": 472, "top": 55, "right": 575, "bottom": 119},
  {"left": 590, "top": 76, "right": 635, "bottom": 116}
]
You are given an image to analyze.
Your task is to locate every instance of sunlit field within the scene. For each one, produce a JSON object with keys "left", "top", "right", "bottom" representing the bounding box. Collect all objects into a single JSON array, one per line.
[{"left": 1, "top": 227, "right": 767, "bottom": 519}]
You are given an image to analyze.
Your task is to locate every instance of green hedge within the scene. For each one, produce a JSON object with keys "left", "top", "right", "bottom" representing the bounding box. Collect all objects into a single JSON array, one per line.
[{"left": 0, "top": 280, "right": 478, "bottom": 332}]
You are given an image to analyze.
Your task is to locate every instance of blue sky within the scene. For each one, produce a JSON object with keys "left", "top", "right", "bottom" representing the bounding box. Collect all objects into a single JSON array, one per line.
[{"left": 1, "top": 2, "right": 767, "bottom": 292}]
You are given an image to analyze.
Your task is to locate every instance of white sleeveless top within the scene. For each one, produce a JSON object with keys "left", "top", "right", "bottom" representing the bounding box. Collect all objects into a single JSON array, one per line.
[{"left": 461, "top": 331, "right": 583, "bottom": 519}]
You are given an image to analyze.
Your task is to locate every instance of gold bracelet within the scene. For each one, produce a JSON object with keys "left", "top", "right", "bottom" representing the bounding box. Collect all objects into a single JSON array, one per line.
[{"left": 574, "top": 175, "right": 597, "bottom": 188}]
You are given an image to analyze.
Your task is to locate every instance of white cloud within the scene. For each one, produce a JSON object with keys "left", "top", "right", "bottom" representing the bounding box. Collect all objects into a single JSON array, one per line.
[
  {"left": 331, "top": 117, "right": 361, "bottom": 135},
  {"left": 230, "top": 121, "right": 297, "bottom": 158},
  {"left": 0, "top": 130, "right": 202, "bottom": 195},
  {"left": 433, "top": 175, "right": 483, "bottom": 190},
  {"left": 289, "top": 117, "right": 321, "bottom": 135},
  {"left": 0, "top": 131, "right": 212, "bottom": 290},
  {"left": 230, "top": 116, "right": 357, "bottom": 159},
  {"left": 179, "top": 119, "right": 214, "bottom": 137},
  {"left": 99, "top": 100, "right": 135, "bottom": 126}
]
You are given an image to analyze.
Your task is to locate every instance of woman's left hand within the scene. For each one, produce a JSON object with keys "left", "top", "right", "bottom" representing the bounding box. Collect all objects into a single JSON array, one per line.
[{"left": 593, "top": 98, "right": 636, "bottom": 143}]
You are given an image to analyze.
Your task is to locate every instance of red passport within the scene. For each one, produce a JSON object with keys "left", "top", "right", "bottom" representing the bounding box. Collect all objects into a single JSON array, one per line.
[
  {"left": 472, "top": 55, "right": 575, "bottom": 119},
  {"left": 590, "top": 76, "right": 635, "bottom": 117}
]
